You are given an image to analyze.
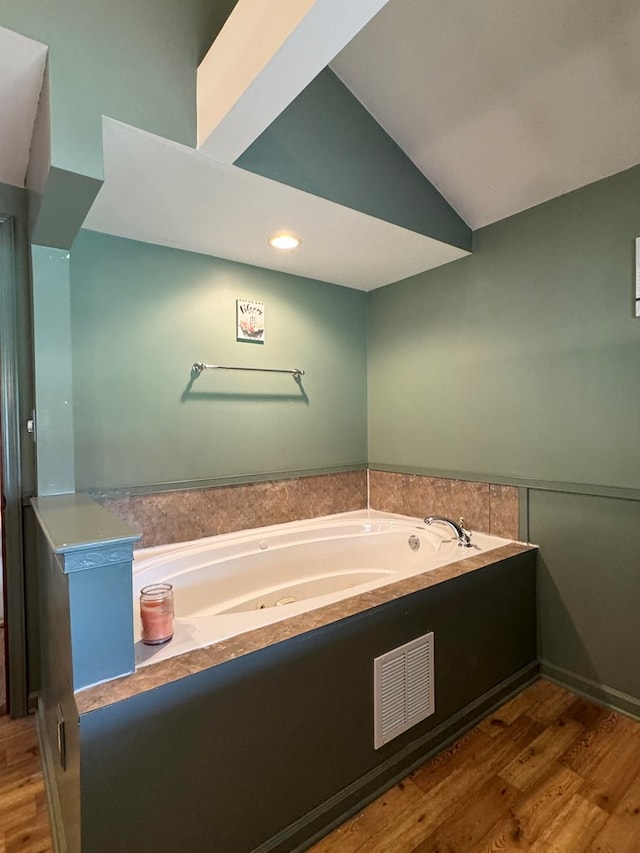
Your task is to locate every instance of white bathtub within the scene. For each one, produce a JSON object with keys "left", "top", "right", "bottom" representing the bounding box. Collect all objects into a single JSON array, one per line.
[{"left": 133, "top": 510, "right": 513, "bottom": 666}]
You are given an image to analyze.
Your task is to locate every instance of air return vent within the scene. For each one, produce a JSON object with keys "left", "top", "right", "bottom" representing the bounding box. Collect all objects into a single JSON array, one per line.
[{"left": 373, "top": 632, "right": 435, "bottom": 749}]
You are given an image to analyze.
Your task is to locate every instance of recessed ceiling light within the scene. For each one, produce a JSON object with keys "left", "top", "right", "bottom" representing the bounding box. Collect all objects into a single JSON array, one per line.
[{"left": 268, "top": 233, "right": 300, "bottom": 251}]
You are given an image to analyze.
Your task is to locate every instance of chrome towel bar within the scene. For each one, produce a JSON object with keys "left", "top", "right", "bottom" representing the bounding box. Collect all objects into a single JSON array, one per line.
[{"left": 192, "top": 362, "right": 305, "bottom": 380}]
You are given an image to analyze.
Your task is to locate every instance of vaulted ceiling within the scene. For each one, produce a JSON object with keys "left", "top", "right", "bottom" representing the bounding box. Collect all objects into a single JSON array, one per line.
[
  {"left": 332, "top": 0, "right": 640, "bottom": 229},
  {"left": 2, "top": 1, "right": 639, "bottom": 288}
]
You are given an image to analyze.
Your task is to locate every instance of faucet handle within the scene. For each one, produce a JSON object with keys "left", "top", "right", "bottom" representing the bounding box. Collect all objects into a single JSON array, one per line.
[{"left": 459, "top": 518, "right": 473, "bottom": 546}]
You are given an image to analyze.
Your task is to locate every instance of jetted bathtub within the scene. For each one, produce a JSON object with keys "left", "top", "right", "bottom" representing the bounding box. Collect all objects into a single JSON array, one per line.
[{"left": 132, "top": 510, "right": 514, "bottom": 666}]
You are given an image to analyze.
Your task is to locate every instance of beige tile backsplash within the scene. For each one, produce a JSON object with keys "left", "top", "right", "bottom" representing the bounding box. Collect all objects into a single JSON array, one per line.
[
  {"left": 98, "top": 470, "right": 368, "bottom": 549},
  {"left": 369, "top": 471, "right": 519, "bottom": 539},
  {"left": 98, "top": 468, "right": 519, "bottom": 549}
]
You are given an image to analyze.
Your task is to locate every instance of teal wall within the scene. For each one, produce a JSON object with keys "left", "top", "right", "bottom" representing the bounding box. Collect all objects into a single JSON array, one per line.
[
  {"left": 530, "top": 490, "right": 640, "bottom": 714},
  {"left": 368, "top": 164, "right": 640, "bottom": 487},
  {"left": 70, "top": 231, "right": 368, "bottom": 491},
  {"left": 237, "top": 69, "right": 471, "bottom": 252},
  {"left": 32, "top": 246, "right": 75, "bottom": 494},
  {"left": 368, "top": 164, "right": 640, "bottom": 712},
  {"left": 0, "top": 0, "right": 229, "bottom": 180},
  {"left": 0, "top": 182, "right": 26, "bottom": 219}
]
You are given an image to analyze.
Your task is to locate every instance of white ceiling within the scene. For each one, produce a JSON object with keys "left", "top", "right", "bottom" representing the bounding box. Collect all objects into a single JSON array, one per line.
[
  {"left": 0, "top": 25, "right": 47, "bottom": 188},
  {"left": 198, "top": 0, "right": 391, "bottom": 163},
  {"left": 3, "top": 2, "right": 640, "bottom": 288},
  {"left": 83, "top": 119, "right": 468, "bottom": 291},
  {"left": 83, "top": 0, "right": 470, "bottom": 291},
  {"left": 333, "top": 0, "right": 640, "bottom": 229}
]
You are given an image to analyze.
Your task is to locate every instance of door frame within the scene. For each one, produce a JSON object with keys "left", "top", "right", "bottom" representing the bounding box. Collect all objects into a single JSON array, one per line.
[{"left": 0, "top": 215, "right": 28, "bottom": 717}]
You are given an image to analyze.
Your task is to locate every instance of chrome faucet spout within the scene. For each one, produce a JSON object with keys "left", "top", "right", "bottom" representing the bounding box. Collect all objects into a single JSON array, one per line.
[{"left": 424, "top": 515, "right": 473, "bottom": 547}]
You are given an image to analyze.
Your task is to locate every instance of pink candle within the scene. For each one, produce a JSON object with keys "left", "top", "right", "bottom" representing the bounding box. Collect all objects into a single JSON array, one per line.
[{"left": 140, "top": 584, "right": 174, "bottom": 645}]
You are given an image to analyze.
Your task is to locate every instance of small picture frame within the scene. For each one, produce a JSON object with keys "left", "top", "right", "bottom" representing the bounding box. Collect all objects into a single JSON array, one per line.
[{"left": 237, "top": 299, "right": 265, "bottom": 343}]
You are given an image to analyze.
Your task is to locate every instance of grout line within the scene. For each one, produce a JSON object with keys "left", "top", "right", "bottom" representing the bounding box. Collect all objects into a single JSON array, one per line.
[
  {"left": 518, "top": 487, "right": 530, "bottom": 542},
  {"left": 488, "top": 488, "right": 492, "bottom": 536}
]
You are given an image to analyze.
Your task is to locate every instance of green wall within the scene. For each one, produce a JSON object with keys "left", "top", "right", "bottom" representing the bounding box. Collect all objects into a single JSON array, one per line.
[
  {"left": 70, "top": 231, "right": 368, "bottom": 491},
  {"left": 32, "top": 246, "right": 75, "bottom": 494},
  {"left": 368, "top": 164, "right": 640, "bottom": 487},
  {"left": 530, "top": 490, "right": 640, "bottom": 712},
  {"left": 0, "top": 183, "right": 25, "bottom": 220},
  {"left": 368, "top": 164, "right": 640, "bottom": 713},
  {"left": 0, "top": 0, "right": 230, "bottom": 180},
  {"left": 237, "top": 69, "right": 471, "bottom": 251}
]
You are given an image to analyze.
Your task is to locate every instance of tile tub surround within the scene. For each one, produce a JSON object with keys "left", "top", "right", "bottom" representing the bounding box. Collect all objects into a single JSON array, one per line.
[
  {"left": 96, "top": 470, "right": 368, "bottom": 549},
  {"left": 369, "top": 471, "right": 520, "bottom": 540},
  {"left": 75, "top": 540, "right": 534, "bottom": 714},
  {"left": 95, "top": 470, "right": 518, "bottom": 549},
  {"left": 489, "top": 483, "right": 521, "bottom": 539}
]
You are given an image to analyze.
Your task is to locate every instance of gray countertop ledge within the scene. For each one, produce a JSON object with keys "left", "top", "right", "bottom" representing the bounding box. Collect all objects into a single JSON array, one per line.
[{"left": 31, "top": 493, "right": 141, "bottom": 572}]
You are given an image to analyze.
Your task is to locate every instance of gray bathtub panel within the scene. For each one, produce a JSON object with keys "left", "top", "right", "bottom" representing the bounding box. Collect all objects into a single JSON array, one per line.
[{"left": 78, "top": 550, "right": 536, "bottom": 853}]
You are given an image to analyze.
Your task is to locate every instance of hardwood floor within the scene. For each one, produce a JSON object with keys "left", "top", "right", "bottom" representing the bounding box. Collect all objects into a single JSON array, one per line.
[
  {"left": 0, "top": 712, "right": 52, "bottom": 853},
  {"left": 310, "top": 680, "right": 640, "bottom": 853},
  {"left": 1, "top": 627, "right": 6, "bottom": 714},
  {"left": 0, "top": 680, "right": 639, "bottom": 852}
]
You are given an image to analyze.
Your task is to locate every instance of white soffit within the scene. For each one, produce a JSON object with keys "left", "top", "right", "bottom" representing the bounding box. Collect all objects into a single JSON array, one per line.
[
  {"left": 83, "top": 119, "right": 468, "bottom": 291},
  {"left": 197, "top": 0, "right": 392, "bottom": 164},
  {"left": 333, "top": 0, "right": 640, "bottom": 228},
  {"left": 0, "top": 26, "right": 47, "bottom": 188}
]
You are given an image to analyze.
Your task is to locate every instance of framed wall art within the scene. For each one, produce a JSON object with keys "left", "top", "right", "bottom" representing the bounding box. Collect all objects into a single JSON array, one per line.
[{"left": 237, "top": 299, "right": 265, "bottom": 343}]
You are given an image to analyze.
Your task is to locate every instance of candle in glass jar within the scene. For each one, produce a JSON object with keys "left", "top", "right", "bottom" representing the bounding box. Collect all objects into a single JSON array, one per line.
[{"left": 140, "top": 583, "right": 174, "bottom": 645}]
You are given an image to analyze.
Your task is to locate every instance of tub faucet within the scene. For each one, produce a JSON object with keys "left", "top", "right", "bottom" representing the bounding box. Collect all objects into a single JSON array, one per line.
[{"left": 424, "top": 515, "right": 473, "bottom": 547}]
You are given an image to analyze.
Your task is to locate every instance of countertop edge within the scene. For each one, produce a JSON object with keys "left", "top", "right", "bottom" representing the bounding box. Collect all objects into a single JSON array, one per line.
[{"left": 31, "top": 493, "right": 141, "bottom": 556}]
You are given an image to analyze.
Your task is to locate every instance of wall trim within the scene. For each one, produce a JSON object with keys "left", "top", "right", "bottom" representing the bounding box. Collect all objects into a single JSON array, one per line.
[
  {"left": 369, "top": 464, "right": 640, "bottom": 502},
  {"left": 87, "top": 463, "right": 368, "bottom": 499},
  {"left": 35, "top": 699, "right": 68, "bottom": 853},
  {"left": 259, "top": 661, "right": 539, "bottom": 853},
  {"left": 540, "top": 660, "right": 640, "bottom": 721},
  {"left": 84, "top": 463, "right": 640, "bottom": 504},
  {"left": 0, "top": 215, "right": 29, "bottom": 716},
  {"left": 60, "top": 545, "right": 135, "bottom": 574}
]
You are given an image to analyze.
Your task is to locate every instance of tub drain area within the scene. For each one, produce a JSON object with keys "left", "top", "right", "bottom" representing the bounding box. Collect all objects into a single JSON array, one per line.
[
  {"left": 219, "top": 569, "right": 393, "bottom": 615},
  {"left": 257, "top": 596, "right": 297, "bottom": 609}
]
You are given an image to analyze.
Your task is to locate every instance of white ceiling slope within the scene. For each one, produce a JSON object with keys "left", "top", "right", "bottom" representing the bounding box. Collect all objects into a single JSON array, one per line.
[
  {"left": 83, "top": 119, "right": 468, "bottom": 291},
  {"left": 333, "top": 0, "right": 640, "bottom": 228},
  {"left": 0, "top": 26, "right": 47, "bottom": 188},
  {"left": 197, "top": 0, "right": 392, "bottom": 164},
  {"left": 83, "top": 0, "right": 470, "bottom": 290},
  {"left": 84, "top": 0, "right": 640, "bottom": 288}
]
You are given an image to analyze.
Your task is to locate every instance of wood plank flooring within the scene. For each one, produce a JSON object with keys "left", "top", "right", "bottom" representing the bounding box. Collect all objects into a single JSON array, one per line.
[
  {"left": 1, "top": 627, "right": 6, "bottom": 715},
  {"left": 0, "top": 680, "right": 639, "bottom": 852},
  {"left": 310, "top": 680, "right": 640, "bottom": 853},
  {"left": 0, "top": 712, "right": 52, "bottom": 853}
]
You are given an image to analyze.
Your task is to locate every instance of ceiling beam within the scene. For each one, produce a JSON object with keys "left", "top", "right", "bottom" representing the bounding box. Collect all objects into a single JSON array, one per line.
[{"left": 197, "top": 0, "right": 391, "bottom": 164}]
